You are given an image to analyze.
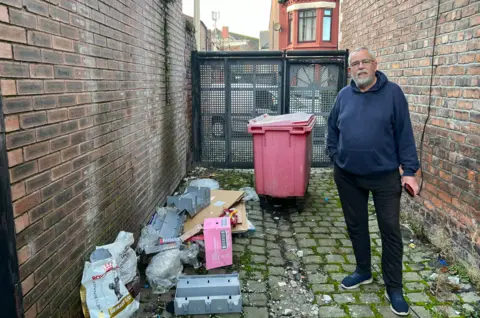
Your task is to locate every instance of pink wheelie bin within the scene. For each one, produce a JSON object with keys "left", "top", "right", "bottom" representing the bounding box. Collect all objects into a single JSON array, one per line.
[{"left": 247, "top": 113, "right": 316, "bottom": 212}]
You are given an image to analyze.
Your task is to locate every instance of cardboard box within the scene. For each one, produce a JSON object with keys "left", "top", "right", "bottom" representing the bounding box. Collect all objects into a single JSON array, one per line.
[
  {"left": 183, "top": 190, "right": 244, "bottom": 233},
  {"left": 203, "top": 217, "right": 233, "bottom": 270}
]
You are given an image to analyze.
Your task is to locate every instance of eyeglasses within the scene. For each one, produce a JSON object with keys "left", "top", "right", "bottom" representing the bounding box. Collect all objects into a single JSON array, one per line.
[{"left": 350, "top": 59, "right": 374, "bottom": 68}]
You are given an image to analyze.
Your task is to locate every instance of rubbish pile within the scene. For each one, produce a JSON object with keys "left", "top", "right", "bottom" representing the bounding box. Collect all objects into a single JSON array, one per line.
[{"left": 80, "top": 178, "right": 258, "bottom": 317}]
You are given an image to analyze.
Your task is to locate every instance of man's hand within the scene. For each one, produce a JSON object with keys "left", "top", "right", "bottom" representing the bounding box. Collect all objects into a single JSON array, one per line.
[{"left": 401, "top": 176, "right": 419, "bottom": 197}]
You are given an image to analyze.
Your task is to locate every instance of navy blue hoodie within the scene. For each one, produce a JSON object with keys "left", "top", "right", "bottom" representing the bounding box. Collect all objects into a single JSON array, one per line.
[{"left": 327, "top": 71, "right": 419, "bottom": 176}]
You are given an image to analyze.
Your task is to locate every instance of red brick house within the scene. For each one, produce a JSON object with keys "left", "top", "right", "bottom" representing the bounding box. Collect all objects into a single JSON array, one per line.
[{"left": 269, "top": 0, "right": 340, "bottom": 50}]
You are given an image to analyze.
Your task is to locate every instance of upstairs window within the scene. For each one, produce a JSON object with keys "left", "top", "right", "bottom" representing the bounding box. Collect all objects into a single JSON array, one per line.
[
  {"left": 298, "top": 9, "right": 316, "bottom": 42},
  {"left": 322, "top": 9, "right": 332, "bottom": 41}
]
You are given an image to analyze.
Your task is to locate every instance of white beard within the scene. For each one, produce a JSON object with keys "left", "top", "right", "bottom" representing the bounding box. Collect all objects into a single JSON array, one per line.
[{"left": 353, "top": 73, "right": 375, "bottom": 88}]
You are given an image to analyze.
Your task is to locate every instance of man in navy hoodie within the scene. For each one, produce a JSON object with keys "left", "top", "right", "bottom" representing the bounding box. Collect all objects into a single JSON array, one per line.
[{"left": 327, "top": 47, "right": 420, "bottom": 316}]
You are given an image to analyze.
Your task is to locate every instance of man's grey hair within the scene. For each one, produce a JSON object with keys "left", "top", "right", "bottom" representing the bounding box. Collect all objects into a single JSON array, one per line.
[{"left": 348, "top": 47, "right": 376, "bottom": 66}]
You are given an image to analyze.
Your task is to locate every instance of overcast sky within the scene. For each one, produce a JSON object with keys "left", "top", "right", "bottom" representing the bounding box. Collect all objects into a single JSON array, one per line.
[{"left": 182, "top": 0, "right": 271, "bottom": 38}]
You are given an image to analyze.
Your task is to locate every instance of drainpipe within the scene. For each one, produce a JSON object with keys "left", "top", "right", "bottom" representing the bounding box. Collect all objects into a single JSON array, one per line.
[{"left": 194, "top": 0, "right": 201, "bottom": 50}]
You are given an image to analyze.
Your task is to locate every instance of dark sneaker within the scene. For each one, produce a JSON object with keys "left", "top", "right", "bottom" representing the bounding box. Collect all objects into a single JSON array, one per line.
[
  {"left": 385, "top": 290, "right": 410, "bottom": 316},
  {"left": 340, "top": 272, "right": 373, "bottom": 289}
]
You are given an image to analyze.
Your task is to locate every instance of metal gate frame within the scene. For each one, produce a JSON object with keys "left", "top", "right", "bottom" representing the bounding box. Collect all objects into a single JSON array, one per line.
[{"left": 192, "top": 50, "right": 348, "bottom": 168}]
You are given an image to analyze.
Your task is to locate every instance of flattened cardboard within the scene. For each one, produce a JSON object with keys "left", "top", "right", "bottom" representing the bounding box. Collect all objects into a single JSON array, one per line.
[
  {"left": 231, "top": 201, "right": 249, "bottom": 233},
  {"left": 183, "top": 190, "right": 244, "bottom": 233}
]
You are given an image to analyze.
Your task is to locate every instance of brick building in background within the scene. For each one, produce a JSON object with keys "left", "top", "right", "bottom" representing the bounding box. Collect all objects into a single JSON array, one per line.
[
  {"left": 0, "top": 0, "right": 194, "bottom": 316},
  {"left": 269, "top": 0, "right": 340, "bottom": 50},
  {"left": 339, "top": 0, "right": 479, "bottom": 264}
]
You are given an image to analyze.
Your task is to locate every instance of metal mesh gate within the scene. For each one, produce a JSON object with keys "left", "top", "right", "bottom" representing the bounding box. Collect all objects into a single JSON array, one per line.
[{"left": 192, "top": 51, "right": 348, "bottom": 168}]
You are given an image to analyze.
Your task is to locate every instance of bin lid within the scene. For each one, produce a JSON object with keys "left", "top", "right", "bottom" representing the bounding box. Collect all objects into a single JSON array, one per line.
[{"left": 248, "top": 112, "right": 315, "bottom": 127}]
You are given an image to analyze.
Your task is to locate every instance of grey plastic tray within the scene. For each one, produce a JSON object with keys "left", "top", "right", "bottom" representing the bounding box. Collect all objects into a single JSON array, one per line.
[
  {"left": 174, "top": 273, "right": 242, "bottom": 315},
  {"left": 167, "top": 186, "right": 211, "bottom": 217}
]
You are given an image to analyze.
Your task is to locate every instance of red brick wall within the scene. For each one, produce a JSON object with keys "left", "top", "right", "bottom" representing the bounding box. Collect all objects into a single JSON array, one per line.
[
  {"left": 339, "top": 0, "right": 479, "bottom": 263},
  {"left": 0, "top": 0, "right": 193, "bottom": 316}
]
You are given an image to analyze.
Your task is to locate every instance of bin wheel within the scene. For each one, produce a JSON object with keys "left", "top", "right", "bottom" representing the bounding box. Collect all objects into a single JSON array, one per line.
[
  {"left": 259, "top": 196, "right": 269, "bottom": 210},
  {"left": 296, "top": 197, "right": 305, "bottom": 213}
]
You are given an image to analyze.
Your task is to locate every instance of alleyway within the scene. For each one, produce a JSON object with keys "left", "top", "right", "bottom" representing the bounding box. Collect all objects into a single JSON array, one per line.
[{"left": 136, "top": 169, "right": 480, "bottom": 318}]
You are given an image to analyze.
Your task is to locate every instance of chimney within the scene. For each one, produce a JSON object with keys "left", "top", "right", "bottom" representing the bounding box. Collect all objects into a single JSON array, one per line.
[{"left": 222, "top": 26, "right": 229, "bottom": 39}]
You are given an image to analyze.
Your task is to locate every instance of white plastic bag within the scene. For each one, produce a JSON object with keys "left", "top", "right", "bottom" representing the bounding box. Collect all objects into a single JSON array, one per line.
[
  {"left": 80, "top": 258, "right": 139, "bottom": 318},
  {"left": 188, "top": 178, "right": 220, "bottom": 190},
  {"left": 95, "top": 232, "right": 137, "bottom": 284},
  {"left": 136, "top": 225, "right": 161, "bottom": 254},
  {"left": 240, "top": 187, "right": 259, "bottom": 201},
  {"left": 146, "top": 249, "right": 183, "bottom": 294}
]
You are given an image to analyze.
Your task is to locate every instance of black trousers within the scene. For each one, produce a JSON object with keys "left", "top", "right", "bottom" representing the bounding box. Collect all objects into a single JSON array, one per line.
[{"left": 334, "top": 164, "right": 403, "bottom": 291}]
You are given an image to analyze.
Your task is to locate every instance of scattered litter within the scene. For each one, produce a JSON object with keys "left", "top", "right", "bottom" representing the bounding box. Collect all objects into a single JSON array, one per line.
[
  {"left": 81, "top": 256, "right": 139, "bottom": 318},
  {"left": 174, "top": 273, "right": 242, "bottom": 315},
  {"left": 430, "top": 273, "right": 438, "bottom": 281},
  {"left": 93, "top": 231, "right": 137, "bottom": 284},
  {"left": 278, "top": 282, "right": 287, "bottom": 287},
  {"left": 297, "top": 250, "right": 304, "bottom": 257},
  {"left": 274, "top": 217, "right": 279, "bottom": 220},
  {"left": 146, "top": 249, "right": 183, "bottom": 294},
  {"left": 240, "top": 187, "right": 259, "bottom": 201},
  {"left": 324, "top": 197, "right": 329, "bottom": 202},
  {"left": 448, "top": 276, "right": 460, "bottom": 285},
  {"left": 408, "top": 243, "right": 416, "bottom": 249},
  {"left": 204, "top": 217, "right": 233, "bottom": 270},
  {"left": 188, "top": 178, "right": 220, "bottom": 190},
  {"left": 284, "top": 309, "right": 293, "bottom": 315},
  {"left": 168, "top": 186, "right": 211, "bottom": 217},
  {"left": 290, "top": 280, "right": 298, "bottom": 288},
  {"left": 321, "top": 295, "right": 332, "bottom": 304},
  {"left": 179, "top": 243, "right": 201, "bottom": 269},
  {"left": 439, "top": 259, "right": 449, "bottom": 266}
]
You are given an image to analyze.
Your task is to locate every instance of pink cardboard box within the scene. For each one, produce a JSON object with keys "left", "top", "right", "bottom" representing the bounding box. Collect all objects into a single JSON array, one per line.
[{"left": 203, "top": 217, "right": 233, "bottom": 270}]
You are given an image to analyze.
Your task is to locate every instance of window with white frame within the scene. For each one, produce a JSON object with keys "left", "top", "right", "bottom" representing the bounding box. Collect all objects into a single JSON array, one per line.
[
  {"left": 298, "top": 9, "right": 316, "bottom": 42},
  {"left": 288, "top": 12, "right": 293, "bottom": 44}
]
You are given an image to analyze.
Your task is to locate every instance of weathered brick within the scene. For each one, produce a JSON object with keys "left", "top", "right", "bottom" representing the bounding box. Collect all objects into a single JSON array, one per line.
[
  {"left": 5, "top": 115, "right": 20, "bottom": 132},
  {"left": 30, "top": 65, "right": 54, "bottom": 79},
  {"left": 26, "top": 171, "right": 51, "bottom": 194},
  {"left": 23, "top": 277, "right": 49, "bottom": 309},
  {"left": 47, "top": 108, "right": 68, "bottom": 123},
  {"left": 24, "top": 0, "right": 49, "bottom": 16},
  {"left": 33, "top": 95, "right": 57, "bottom": 109},
  {"left": 9, "top": 9, "right": 37, "bottom": 29},
  {"left": 61, "top": 24, "right": 79, "bottom": 40},
  {"left": 7, "top": 149, "right": 23, "bottom": 167},
  {"left": 0, "top": 42, "right": 13, "bottom": 58},
  {"left": 65, "top": 80, "right": 83, "bottom": 92},
  {"left": 50, "top": 135, "right": 70, "bottom": 151},
  {"left": 54, "top": 65, "right": 75, "bottom": 78},
  {"left": 3, "top": 97, "right": 32, "bottom": 114},
  {"left": 41, "top": 49, "right": 64, "bottom": 64},
  {"left": 58, "top": 94, "right": 76, "bottom": 106},
  {"left": 13, "top": 45, "right": 42, "bottom": 62},
  {"left": 22, "top": 274, "right": 35, "bottom": 295},
  {"left": 38, "top": 152, "right": 61, "bottom": 171},
  {"left": 61, "top": 145, "right": 79, "bottom": 161},
  {"left": 51, "top": 162, "right": 71, "bottom": 180},
  {"left": 49, "top": 6, "right": 69, "bottom": 23},
  {"left": 0, "top": 4, "right": 8, "bottom": 22},
  {"left": 44, "top": 80, "right": 66, "bottom": 93},
  {"left": 64, "top": 53, "right": 82, "bottom": 66},
  {"left": 20, "top": 112, "right": 48, "bottom": 129},
  {"left": 27, "top": 31, "right": 52, "bottom": 48},
  {"left": 13, "top": 191, "right": 41, "bottom": 216},
  {"left": 37, "top": 16, "right": 61, "bottom": 35},
  {"left": 0, "top": 61, "right": 29, "bottom": 78},
  {"left": 24, "top": 140, "right": 49, "bottom": 160},
  {"left": 14, "top": 212, "right": 30, "bottom": 233},
  {"left": 36, "top": 124, "right": 61, "bottom": 141},
  {"left": 1, "top": 79, "right": 16, "bottom": 96},
  {"left": 6, "top": 130, "right": 35, "bottom": 149},
  {"left": 41, "top": 179, "right": 63, "bottom": 199},
  {"left": 17, "top": 80, "right": 44, "bottom": 95},
  {"left": 53, "top": 36, "right": 73, "bottom": 52}
]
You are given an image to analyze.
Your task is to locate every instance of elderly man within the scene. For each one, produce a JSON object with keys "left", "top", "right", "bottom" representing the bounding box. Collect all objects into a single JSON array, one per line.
[{"left": 327, "top": 47, "right": 420, "bottom": 316}]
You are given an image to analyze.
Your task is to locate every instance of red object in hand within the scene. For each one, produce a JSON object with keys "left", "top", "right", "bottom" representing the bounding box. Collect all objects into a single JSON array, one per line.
[{"left": 404, "top": 183, "right": 415, "bottom": 197}]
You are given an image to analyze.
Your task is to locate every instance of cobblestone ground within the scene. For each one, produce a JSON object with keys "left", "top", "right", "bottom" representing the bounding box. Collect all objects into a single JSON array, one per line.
[{"left": 135, "top": 169, "right": 480, "bottom": 318}]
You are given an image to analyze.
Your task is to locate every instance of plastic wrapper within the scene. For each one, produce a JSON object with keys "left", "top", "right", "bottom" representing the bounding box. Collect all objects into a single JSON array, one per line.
[
  {"left": 95, "top": 231, "right": 137, "bottom": 284},
  {"left": 240, "top": 187, "right": 259, "bottom": 201},
  {"left": 80, "top": 258, "right": 139, "bottom": 318},
  {"left": 146, "top": 249, "right": 183, "bottom": 294},
  {"left": 187, "top": 178, "right": 220, "bottom": 190},
  {"left": 136, "top": 225, "right": 161, "bottom": 254},
  {"left": 180, "top": 243, "right": 201, "bottom": 269}
]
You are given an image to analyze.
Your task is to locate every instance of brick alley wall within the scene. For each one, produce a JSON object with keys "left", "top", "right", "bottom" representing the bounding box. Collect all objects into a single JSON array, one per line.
[
  {"left": 339, "top": 0, "right": 479, "bottom": 264},
  {"left": 0, "top": 0, "right": 193, "bottom": 316}
]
